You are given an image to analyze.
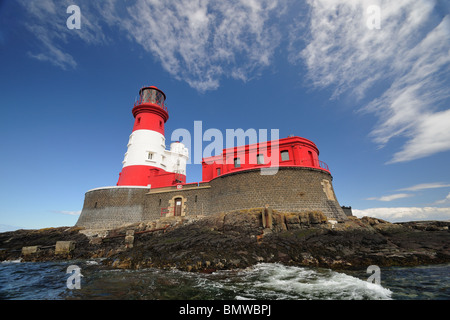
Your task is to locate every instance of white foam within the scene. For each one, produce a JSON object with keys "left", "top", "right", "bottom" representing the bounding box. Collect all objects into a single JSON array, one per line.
[
  {"left": 237, "top": 263, "right": 392, "bottom": 300},
  {"left": 1, "top": 258, "right": 22, "bottom": 264}
]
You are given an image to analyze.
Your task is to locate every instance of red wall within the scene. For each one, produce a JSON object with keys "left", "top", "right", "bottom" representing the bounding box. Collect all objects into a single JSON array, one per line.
[
  {"left": 117, "top": 165, "right": 186, "bottom": 187},
  {"left": 131, "top": 104, "right": 168, "bottom": 135},
  {"left": 201, "top": 136, "right": 329, "bottom": 181}
]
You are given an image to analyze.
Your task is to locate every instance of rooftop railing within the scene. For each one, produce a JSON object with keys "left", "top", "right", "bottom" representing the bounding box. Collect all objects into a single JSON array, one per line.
[
  {"left": 299, "top": 159, "right": 329, "bottom": 171},
  {"left": 134, "top": 96, "right": 168, "bottom": 112}
]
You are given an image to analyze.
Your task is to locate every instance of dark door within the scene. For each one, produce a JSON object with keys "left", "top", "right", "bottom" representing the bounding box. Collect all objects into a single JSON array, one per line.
[{"left": 175, "top": 198, "right": 182, "bottom": 216}]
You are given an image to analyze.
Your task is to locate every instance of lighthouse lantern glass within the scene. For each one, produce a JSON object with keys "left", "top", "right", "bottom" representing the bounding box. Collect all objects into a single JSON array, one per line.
[{"left": 140, "top": 88, "right": 165, "bottom": 108}]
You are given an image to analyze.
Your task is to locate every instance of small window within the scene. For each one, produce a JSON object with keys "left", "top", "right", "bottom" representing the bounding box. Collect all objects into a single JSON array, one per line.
[
  {"left": 137, "top": 117, "right": 141, "bottom": 124},
  {"left": 159, "top": 120, "right": 163, "bottom": 127},
  {"left": 94, "top": 202, "right": 97, "bottom": 208},
  {"left": 159, "top": 199, "right": 161, "bottom": 206},
  {"left": 195, "top": 195, "right": 198, "bottom": 202},
  {"left": 148, "top": 152, "right": 153, "bottom": 160},
  {"left": 217, "top": 168, "right": 221, "bottom": 176},
  {"left": 281, "top": 150, "right": 290, "bottom": 161},
  {"left": 234, "top": 157, "right": 241, "bottom": 168},
  {"left": 257, "top": 154, "right": 264, "bottom": 164}
]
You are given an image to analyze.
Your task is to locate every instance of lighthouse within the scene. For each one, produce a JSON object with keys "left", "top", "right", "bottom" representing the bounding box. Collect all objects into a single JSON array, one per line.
[
  {"left": 77, "top": 84, "right": 349, "bottom": 230},
  {"left": 116, "top": 86, "right": 188, "bottom": 188}
]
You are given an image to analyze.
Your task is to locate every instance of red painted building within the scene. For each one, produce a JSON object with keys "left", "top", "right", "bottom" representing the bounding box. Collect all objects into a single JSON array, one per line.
[{"left": 201, "top": 136, "right": 329, "bottom": 182}]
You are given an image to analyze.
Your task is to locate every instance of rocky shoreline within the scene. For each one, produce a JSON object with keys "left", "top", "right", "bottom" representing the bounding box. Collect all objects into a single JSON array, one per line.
[{"left": 1, "top": 209, "right": 449, "bottom": 272}]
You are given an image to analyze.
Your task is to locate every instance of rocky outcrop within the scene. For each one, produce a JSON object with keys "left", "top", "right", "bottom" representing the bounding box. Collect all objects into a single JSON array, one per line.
[{"left": 1, "top": 210, "right": 449, "bottom": 272}]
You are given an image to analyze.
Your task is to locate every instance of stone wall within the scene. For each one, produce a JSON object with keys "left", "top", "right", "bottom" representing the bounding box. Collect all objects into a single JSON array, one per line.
[
  {"left": 341, "top": 206, "right": 353, "bottom": 217},
  {"left": 76, "top": 187, "right": 149, "bottom": 229},
  {"left": 207, "top": 167, "right": 346, "bottom": 220},
  {"left": 76, "top": 167, "right": 347, "bottom": 229},
  {"left": 142, "top": 184, "right": 212, "bottom": 221}
]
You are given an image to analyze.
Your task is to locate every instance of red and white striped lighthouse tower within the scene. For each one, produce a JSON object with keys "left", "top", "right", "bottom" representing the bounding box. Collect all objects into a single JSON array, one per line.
[{"left": 117, "top": 86, "right": 188, "bottom": 187}]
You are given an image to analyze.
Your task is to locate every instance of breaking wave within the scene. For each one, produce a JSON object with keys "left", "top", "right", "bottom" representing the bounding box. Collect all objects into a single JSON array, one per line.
[
  {"left": 3, "top": 261, "right": 449, "bottom": 300},
  {"left": 194, "top": 263, "right": 392, "bottom": 300}
]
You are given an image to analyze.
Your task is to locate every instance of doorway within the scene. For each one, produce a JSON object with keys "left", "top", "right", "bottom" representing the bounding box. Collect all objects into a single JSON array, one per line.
[{"left": 174, "top": 197, "right": 182, "bottom": 216}]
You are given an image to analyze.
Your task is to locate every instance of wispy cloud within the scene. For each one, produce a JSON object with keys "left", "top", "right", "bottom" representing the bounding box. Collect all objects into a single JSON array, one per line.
[
  {"left": 353, "top": 206, "right": 450, "bottom": 222},
  {"left": 293, "top": 0, "right": 450, "bottom": 163},
  {"left": 398, "top": 182, "right": 450, "bottom": 192},
  {"left": 52, "top": 210, "right": 81, "bottom": 216},
  {"left": 15, "top": 0, "right": 450, "bottom": 164},
  {"left": 119, "top": 0, "right": 283, "bottom": 92},
  {"left": 18, "top": 0, "right": 108, "bottom": 70},
  {"left": 435, "top": 192, "right": 450, "bottom": 205},
  {"left": 366, "top": 193, "right": 414, "bottom": 202},
  {"left": 18, "top": 0, "right": 284, "bottom": 92}
]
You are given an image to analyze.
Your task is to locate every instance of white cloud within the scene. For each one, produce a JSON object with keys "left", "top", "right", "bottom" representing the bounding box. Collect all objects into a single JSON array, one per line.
[
  {"left": 435, "top": 192, "right": 450, "bottom": 205},
  {"left": 398, "top": 182, "right": 450, "bottom": 192},
  {"left": 17, "top": 0, "right": 284, "bottom": 91},
  {"left": 366, "top": 193, "right": 413, "bottom": 202},
  {"left": 118, "top": 0, "right": 283, "bottom": 91},
  {"left": 387, "top": 108, "right": 450, "bottom": 163},
  {"left": 353, "top": 207, "right": 450, "bottom": 222},
  {"left": 295, "top": 0, "right": 450, "bottom": 163},
  {"left": 53, "top": 210, "right": 81, "bottom": 216},
  {"left": 18, "top": 0, "right": 108, "bottom": 70}
]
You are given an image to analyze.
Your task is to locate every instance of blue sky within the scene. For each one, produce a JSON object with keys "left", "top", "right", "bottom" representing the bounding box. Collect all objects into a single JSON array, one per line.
[{"left": 0, "top": 0, "right": 449, "bottom": 230}]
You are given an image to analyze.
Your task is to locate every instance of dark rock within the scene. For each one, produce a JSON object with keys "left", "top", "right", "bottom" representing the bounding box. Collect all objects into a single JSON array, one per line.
[{"left": 1, "top": 212, "right": 449, "bottom": 272}]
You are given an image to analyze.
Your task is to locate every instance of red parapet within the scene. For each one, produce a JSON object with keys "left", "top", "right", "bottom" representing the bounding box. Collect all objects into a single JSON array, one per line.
[{"left": 201, "top": 136, "right": 330, "bottom": 181}]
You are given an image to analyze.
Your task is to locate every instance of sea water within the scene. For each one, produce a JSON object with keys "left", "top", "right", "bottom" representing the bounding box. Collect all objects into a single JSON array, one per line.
[{"left": 0, "top": 260, "right": 448, "bottom": 300}]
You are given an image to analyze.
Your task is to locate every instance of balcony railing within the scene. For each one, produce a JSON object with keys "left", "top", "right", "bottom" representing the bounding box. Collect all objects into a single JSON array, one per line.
[
  {"left": 134, "top": 97, "right": 168, "bottom": 112},
  {"left": 299, "top": 159, "right": 329, "bottom": 171},
  {"left": 319, "top": 160, "right": 329, "bottom": 171}
]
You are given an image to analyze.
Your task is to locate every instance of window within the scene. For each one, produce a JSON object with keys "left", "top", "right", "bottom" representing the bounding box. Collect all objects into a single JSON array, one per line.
[
  {"left": 217, "top": 168, "right": 221, "bottom": 176},
  {"left": 281, "top": 150, "right": 290, "bottom": 161},
  {"left": 195, "top": 195, "right": 198, "bottom": 202},
  {"left": 159, "top": 199, "right": 161, "bottom": 206},
  {"left": 257, "top": 154, "right": 264, "bottom": 164},
  {"left": 160, "top": 120, "right": 163, "bottom": 127},
  {"left": 137, "top": 117, "right": 141, "bottom": 124},
  {"left": 308, "top": 151, "right": 314, "bottom": 166},
  {"left": 148, "top": 152, "right": 153, "bottom": 160},
  {"left": 234, "top": 157, "right": 241, "bottom": 168}
]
